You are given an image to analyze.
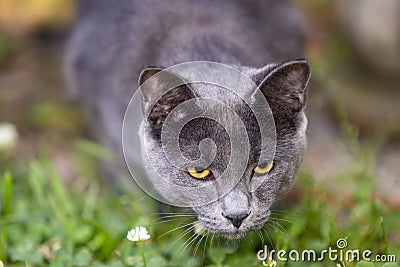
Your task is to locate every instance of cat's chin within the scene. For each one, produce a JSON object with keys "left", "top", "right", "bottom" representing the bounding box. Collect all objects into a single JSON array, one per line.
[
  {"left": 202, "top": 226, "right": 249, "bottom": 239},
  {"left": 206, "top": 225, "right": 264, "bottom": 240},
  {"left": 220, "top": 231, "right": 248, "bottom": 239},
  {"left": 199, "top": 220, "right": 267, "bottom": 239}
]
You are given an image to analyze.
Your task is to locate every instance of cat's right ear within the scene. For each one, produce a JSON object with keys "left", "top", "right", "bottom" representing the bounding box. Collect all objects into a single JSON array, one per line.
[
  {"left": 138, "top": 67, "right": 195, "bottom": 126},
  {"left": 254, "top": 59, "right": 311, "bottom": 114}
]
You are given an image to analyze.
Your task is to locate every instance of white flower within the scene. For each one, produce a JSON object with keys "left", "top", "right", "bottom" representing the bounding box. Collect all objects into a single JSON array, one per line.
[
  {"left": 262, "top": 259, "right": 276, "bottom": 267},
  {"left": 127, "top": 227, "right": 150, "bottom": 242},
  {"left": 0, "top": 122, "right": 18, "bottom": 150},
  {"left": 0, "top": 259, "right": 3, "bottom": 267}
]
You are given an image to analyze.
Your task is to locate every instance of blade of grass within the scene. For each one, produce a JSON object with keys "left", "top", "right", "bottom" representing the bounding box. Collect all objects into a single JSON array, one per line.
[
  {"left": 1, "top": 171, "right": 12, "bottom": 260},
  {"left": 74, "top": 139, "right": 115, "bottom": 162},
  {"left": 381, "top": 217, "right": 388, "bottom": 255},
  {"left": 47, "top": 193, "right": 76, "bottom": 238},
  {"left": 29, "top": 161, "right": 47, "bottom": 208},
  {"left": 3, "top": 171, "right": 12, "bottom": 215},
  {"left": 43, "top": 158, "right": 75, "bottom": 216},
  {"left": 82, "top": 183, "right": 99, "bottom": 219}
]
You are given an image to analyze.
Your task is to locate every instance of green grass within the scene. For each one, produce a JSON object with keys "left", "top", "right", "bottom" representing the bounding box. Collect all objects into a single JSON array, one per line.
[
  {"left": 1, "top": 139, "right": 399, "bottom": 266},
  {"left": 0, "top": 103, "right": 399, "bottom": 267}
]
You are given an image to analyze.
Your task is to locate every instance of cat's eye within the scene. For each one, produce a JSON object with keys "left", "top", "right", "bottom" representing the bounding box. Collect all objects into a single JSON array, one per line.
[
  {"left": 188, "top": 167, "right": 211, "bottom": 179},
  {"left": 253, "top": 161, "right": 274, "bottom": 175}
]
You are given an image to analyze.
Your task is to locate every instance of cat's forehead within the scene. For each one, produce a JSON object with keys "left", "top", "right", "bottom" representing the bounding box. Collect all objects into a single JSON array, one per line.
[
  {"left": 190, "top": 83, "right": 261, "bottom": 126},
  {"left": 190, "top": 82, "right": 253, "bottom": 107},
  {"left": 177, "top": 82, "right": 263, "bottom": 141},
  {"left": 177, "top": 91, "right": 263, "bottom": 164},
  {"left": 178, "top": 117, "right": 261, "bottom": 169}
]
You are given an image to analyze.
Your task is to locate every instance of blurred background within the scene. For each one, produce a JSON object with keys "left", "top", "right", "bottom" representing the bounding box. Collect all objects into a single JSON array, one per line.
[
  {"left": 1, "top": 0, "right": 399, "bottom": 202},
  {"left": 0, "top": 0, "right": 399, "bottom": 266}
]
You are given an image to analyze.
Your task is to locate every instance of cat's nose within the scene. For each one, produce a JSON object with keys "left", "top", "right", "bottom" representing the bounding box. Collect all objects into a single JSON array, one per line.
[{"left": 222, "top": 212, "right": 250, "bottom": 228}]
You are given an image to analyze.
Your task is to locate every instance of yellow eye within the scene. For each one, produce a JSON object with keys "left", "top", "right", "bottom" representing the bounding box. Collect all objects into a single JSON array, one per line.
[
  {"left": 253, "top": 161, "right": 274, "bottom": 174},
  {"left": 188, "top": 167, "right": 211, "bottom": 179}
]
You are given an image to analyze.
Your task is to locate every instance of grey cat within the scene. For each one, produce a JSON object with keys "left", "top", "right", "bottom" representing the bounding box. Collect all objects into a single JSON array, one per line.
[{"left": 66, "top": 0, "right": 311, "bottom": 239}]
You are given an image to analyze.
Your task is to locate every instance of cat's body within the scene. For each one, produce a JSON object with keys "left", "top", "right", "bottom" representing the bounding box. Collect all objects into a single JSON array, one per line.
[{"left": 66, "top": 0, "right": 310, "bottom": 238}]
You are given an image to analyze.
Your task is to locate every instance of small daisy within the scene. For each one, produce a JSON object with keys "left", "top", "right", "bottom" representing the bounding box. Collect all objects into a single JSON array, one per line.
[
  {"left": 127, "top": 226, "right": 150, "bottom": 267},
  {"left": 263, "top": 259, "right": 277, "bottom": 267},
  {"left": 127, "top": 226, "right": 150, "bottom": 241},
  {"left": 0, "top": 123, "right": 18, "bottom": 150}
]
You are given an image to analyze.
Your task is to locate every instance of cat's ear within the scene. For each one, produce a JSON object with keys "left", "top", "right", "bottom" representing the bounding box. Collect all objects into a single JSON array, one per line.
[
  {"left": 255, "top": 59, "right": 311, "bottom": 113},
  {"left": 138, "top": 67, "right": 195, "bottom": 126}
]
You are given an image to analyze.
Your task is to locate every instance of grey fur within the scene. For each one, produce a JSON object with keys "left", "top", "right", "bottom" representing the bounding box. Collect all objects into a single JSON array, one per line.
[{"left": 66, "top": 0, "right": 310, "bottom": 238}]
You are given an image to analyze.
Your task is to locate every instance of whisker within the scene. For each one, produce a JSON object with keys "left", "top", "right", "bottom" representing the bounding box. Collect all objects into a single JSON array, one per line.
[
  {"left": 202, "top": 233, "right": 209, "bottom": 267},
  {"left": 272, "top": 221, "right": 289, "bottom": 236},
  {"left": 165, "top": 225, "right": 196, "bottom": 254},
  {"left": 273, "top": 221, "right": 301, "bottom": 249},
  {"left": 269, "top": 217, "right": 297, "bottom": 225},
  {"left": 173, "top": 232, "right": 197, "bottom": 261},
  {"left": 150, "top": 217, "right": 193, "bottom": 226},
  {"left": 181, "top": 232, "right": 201, "bottom": 255},
  {"left": 151, "top": 214, "right": 197, "bottom": 223},
  {"left": 148, "top": 212, "right": 197, "bottom": 216},
  {"left": 257, "top": 230, "right": 265, "bottom": 246},
  {"left": 153, "top": 213, "right": 197, "bottom": 218},
  {"left": 269, "top": 210, "right": 304, "bottom": 218},
  {"left": 209, "top": 233, "right": 215, "bottom": 249},
  {"left": 156, "top": 221, "right": 197, "bottom": 240},
  {"left": 262, "top": 228, "right": 275, "bottom": 250},
  {"left": 247, "top": 233, "right": 254, "bottom": 247},
  {"left": 268, "top": 221, "right": 288, "bottom": 238},
  {"left": 272, "top": 218, "right": 300, "bottom": 236},
  {"left": 270, "top": 209, "right": 301, "bottom": 214},
  {"left": 267, "top": 221, "right": 297, "bottom": 247},
  {"left": 193, "top": 233, "right": 207, "bottom": 257},
  {"left": 271, "top": 208, "right": 333, "bottom": 219}
]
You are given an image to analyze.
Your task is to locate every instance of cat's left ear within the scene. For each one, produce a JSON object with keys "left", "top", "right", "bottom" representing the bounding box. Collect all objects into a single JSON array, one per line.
[
  {"left": 255, "top": 59, "right": 311, "bottom": 113},
  {"left": 138, "top": 66, "right": 195, "bottom": 126}
]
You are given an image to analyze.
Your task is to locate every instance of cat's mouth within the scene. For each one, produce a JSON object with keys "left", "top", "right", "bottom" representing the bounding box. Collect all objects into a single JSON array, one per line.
[
  {"left": 197, "top": 220, "right": 266, "bottom": 240},
  {"left": 220, "top": 231, "right": 248, "bottom": 239},
  {"left": 205, "top": 226, "right": 260, "bottom": 239}
]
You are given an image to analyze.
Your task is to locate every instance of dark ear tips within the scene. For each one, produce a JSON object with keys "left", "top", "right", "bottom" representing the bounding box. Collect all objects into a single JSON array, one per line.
[
  {"left": 257, "top": 59, "right": 311, "bottom": 113},
  {"left": 269, "top": 59, "right": 311, "bottom": 91},
  {"left": 289, "top": 59, "right": 311, "bottom": 89},
  {"left": 138, "top": 66, "right": 164, "bottom": 86},
  {"left": 138, "top": 67, "right": 195, "bottom": 127}
]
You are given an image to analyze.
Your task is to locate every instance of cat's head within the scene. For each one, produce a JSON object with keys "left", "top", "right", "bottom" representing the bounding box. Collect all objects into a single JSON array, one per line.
[{"left": 138, "top": 60, "right": 310, "bottom": 239}]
